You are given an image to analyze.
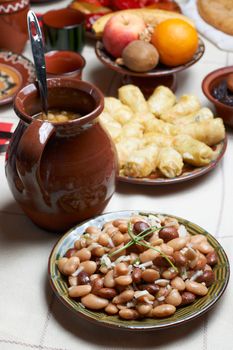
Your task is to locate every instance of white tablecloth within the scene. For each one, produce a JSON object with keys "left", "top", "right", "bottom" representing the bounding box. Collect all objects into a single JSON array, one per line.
[{"left": 0, "top": 1, "right": 233, "bottom": 349}]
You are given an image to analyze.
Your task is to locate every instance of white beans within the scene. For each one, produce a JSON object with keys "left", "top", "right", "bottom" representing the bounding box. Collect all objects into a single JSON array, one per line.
[
  {"left": 162, "top": 268, "right": 177, "bottom": 280},
  {"left": 69, "top": 285, "right": 91, "bottom": 298},
  {"left": 165, "top": 289, "right": 182, "bottom": 306},
  {"left": 113, "top": 290, "right": 134, "bottom": 304},
  {"left": 115, "top": 275, "right": 132, "bottom": 286},
  {"left": 105, "top": 303, "right": 118, "bottom": 315},
  {"left": 80, "top": 261, "right": 97, "bottom": 275},
  {"left": 160, "top": 243, "right": 174, "bottom": 255},
  {"left": 190, "top": 234, "right": 207, "bottom": 247},
  {"left": 139, "top": 248, "right": 160, "bottom": 262},
  {"left": 104, "top": 270, "right": 115, "bottom": 288},
  {"left": 141, "top": 269, "right": 160, "bottom": 282},
  {"left": 114, "top": 262, "right": 128, "bottom": 276},
  {"left": 167, "top": 237, "right": 188, "bottom": 251},
  {"left": 185, "top": 280, "right": 208, "bottom": 296},
  {"left": 171, "top": 277, "right": 186, "bottom": 291},
  {"left": 57, "top": 257, "right": 68, "bottom": 273},
  {"left": 152, "top": 304, "right": 176, "bottom": 318},
  {"left": 136, "top": 303, "right": 152, "bottom": 315},
  {"left": 119, "top": 309, "right": 139, "bottom": 320},
  {"left": 81, "top": 294, "right": 109, "bottom": 309},
  {"left": 196, "top": 241, "right": 214, "bottom": 255},
  {"left": 62, "top": 257, "right": 80, "bottom": 275},
  {"left": 75, "top": 248, "right": 91, "bottom": 261}
]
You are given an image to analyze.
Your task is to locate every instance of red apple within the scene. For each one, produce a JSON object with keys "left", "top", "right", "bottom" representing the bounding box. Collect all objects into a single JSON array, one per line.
[{"left": 102, "top": 13, "right": 146, "bottom": 58}]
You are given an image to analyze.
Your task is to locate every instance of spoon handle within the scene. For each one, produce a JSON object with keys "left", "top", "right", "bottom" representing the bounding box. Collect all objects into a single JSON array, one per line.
[{"left": 27, "top": 10, "right": 48, "bottom": 115}]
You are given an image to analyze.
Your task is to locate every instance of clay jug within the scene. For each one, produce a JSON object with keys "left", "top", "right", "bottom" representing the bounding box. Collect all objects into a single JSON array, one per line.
[
  {"left": 5, "top": 78, "right": 118, "bottom": 231},
  {"left": 0, "top": 0, "right": 29, "bottom": 53}
]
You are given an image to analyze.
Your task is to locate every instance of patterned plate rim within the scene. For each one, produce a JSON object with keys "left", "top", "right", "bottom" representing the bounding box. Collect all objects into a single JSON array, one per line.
[
  {"left": 95, "top": 38, "right": 205, "bottom": 77},
  {"left": 0, "top": 51, "right": 35, "bottom": 106},
  {"left": 48, "top": 210, "right": 230, "bottom": 331},
  {"left": 117, "top": 136, "right": 227, "bottom": 186}
]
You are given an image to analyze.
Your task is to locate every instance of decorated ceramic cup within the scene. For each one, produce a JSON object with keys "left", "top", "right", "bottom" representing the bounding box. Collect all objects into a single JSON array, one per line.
[
  {"left": 42, "top": 8, "right": 85, "bottom": 53},
  {"left": 45, "top": 50, "right": 86, "bottom": 80},
  {"left": 0, "top": 0, "right": 29, "bottom": 53}
]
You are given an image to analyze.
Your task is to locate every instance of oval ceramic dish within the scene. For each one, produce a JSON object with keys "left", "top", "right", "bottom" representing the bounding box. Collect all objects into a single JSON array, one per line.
[
  {"left": 117, "top": 137, "right": 227, "bottom": 185},
  {"left": 0, "top": 51, "right": 35, "bottom": 106},
  {"left": 95, "top": 38, "right": 205, "bottom": 77},
  {"left": 48, "top": 210, "right": 230, "bottom": 331}
]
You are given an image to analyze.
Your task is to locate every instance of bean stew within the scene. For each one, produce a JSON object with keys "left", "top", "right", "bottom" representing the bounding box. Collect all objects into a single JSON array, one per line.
[{"left": 57, "top": 213, "right": 218, "bottom": 320}]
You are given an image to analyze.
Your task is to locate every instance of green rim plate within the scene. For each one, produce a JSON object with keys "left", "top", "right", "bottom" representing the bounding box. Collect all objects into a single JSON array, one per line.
[{"left": 48, "top": 210, "right": 230, "bottom": 331}]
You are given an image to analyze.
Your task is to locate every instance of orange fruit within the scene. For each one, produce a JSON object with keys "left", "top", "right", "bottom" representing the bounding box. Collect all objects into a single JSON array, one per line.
[{"left": 151, "top": 19, "right": 199, "bottom": 67}]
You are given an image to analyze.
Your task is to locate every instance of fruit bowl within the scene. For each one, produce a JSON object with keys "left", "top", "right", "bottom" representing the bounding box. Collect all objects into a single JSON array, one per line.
[{"left": 95, "top": 38, "right": 205, "bottom": 96}]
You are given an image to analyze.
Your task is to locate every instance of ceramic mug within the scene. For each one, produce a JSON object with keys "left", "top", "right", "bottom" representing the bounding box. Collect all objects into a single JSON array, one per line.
[
  {"left": 45, "top": 50, "right": 86, "bottom": 79},
  {"left": 42, "top": 8, "right": 85, "bottom": 53},
  {"left": 6, "top": 78, "right": 118, "bottom": 232},
  {"left": 0, "top": 0, "right": 29, "bottom": 53}
]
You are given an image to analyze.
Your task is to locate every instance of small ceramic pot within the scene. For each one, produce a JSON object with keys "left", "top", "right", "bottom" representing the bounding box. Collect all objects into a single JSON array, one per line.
[
  {"left": 5, "top": 78, "right": 118, "bottom": 232},
  {"left": 42, "top": 8, "right": 85, "bottom": 53},
  {"left": 202, "top": 66, "right": 233, "bottom": 127},
  {"left": 0, "top": 0, "right": 29, "bottom": 53},
  {"left": 45, "top": 50, "right": 86, "bottom": 80}
]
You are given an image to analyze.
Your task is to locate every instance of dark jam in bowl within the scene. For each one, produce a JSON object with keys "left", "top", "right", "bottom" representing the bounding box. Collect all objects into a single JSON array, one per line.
[{"left": 212, "top": 80, "right": 233, "bottom": 107}]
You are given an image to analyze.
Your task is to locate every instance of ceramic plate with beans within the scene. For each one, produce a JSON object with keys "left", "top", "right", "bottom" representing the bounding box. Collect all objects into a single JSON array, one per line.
[{"left": 48, "top": 211, "right": 230, "bottom": 330}]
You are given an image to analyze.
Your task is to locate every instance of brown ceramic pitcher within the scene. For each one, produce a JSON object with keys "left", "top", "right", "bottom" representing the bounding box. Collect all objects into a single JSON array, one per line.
[{"left": 5, "top": 78, "right": 118, "bottom": 232}]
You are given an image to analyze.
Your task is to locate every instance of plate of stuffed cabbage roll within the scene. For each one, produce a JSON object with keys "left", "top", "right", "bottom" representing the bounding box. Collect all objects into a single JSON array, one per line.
[{"left": 99, "top": 84, "right": 227, "bottom": 185}]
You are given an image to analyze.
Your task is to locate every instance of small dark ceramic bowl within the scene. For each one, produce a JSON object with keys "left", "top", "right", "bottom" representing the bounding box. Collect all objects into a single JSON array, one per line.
[
  {"left": 42, "top": 8, "right": 85, "bottom": 53},
  {"left": 202, "top": 66, "right": 233, "bottom": 127},
  {"left": 45, "top": 50, "right": 86, "bottom": 79}
]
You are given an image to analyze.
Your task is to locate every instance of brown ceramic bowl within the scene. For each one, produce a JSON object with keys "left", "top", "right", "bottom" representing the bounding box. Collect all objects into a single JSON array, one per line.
[
  {"left": 202, "top": 66, "right": 233, "bottom": 127},
  {"left": 95, "top": 39, "right": 205, "bottom": 78},
  {"left": 45, "top": 50, "right": 86, "bottom": 79},
  {"left": 95, "top": 39, "right": 204, "bottom": 96}
]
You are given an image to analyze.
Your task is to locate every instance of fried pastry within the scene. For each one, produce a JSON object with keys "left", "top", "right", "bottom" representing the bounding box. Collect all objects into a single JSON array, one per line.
[
  {"left": 121, "top": 145, "right": 159, "bottom": 178},
  {"left": 177, "top": 118, "right": 225, "bottom": 146},
  {"left": 159, "top": 95, "right": 201, "bottom": 123},
  {"left": 173, "top": 134, "right": 214, "bottom": 166},
  {"left": 147, "top": 85, "right": 176, "bottom": 116},
  {"left": 118, "top": 84, "right": 149, "bottom": 114},
  {"left": 158, "top": 147, "right": 184, "bottom": 178}
]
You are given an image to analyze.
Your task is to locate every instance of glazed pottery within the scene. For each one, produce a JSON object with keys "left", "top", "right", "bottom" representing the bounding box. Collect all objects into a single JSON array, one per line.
[
  {"left": 42, "top": 8, "right": 85, "bottom": 53},
  {"left": 5, "top": 78, "right": 118, "bottom": 232},
  {"left": 0, "top": 0, "right": 29, "bottom": 53},
  {"left": 202, "top": 66, "right": 233, "bottom": 127},
  {"left": 0, "top": 51, "right": 35, "bottom": 106},
  {"left": 95, "top": 39, "right": 205, "bottom": 96},
  {"left": 45, "top": 50, "right": 86, "bottom": 79}
]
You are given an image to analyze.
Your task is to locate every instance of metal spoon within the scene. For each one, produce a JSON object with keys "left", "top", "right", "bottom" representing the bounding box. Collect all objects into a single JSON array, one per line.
[{"left": 27, "top": 10, "right": 48, "bottom": 115}]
